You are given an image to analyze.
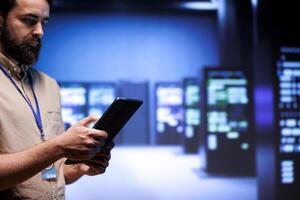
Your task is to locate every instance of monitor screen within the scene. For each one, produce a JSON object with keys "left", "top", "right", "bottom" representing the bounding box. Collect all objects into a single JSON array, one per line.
[
  {"left": 88, "top": 84, "right": 115, "bottom": 107},
  {"left": 61, "top": 107, "right": 86, "bottom": 129},
  {"left": 60, "top": 84, "right": 86, "bottom": 106},
  {"left": 157, "top": 86, "right": 183, "bottom": 107},
  {"left": 59, "top": 83, "right": 88, "bottom": 129},
  {"left": 87, "top": 83, "right": 116, "bottom": 117}
]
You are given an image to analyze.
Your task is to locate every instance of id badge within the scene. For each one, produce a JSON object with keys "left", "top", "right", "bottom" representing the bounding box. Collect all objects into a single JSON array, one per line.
[{"left": 41, "top": 165, "right": 57, "bottom": 181}]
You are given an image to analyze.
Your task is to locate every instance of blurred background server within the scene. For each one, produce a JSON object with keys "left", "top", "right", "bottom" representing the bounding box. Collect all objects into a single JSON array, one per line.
[
  {"left": 87, "top": 82, "right": 116, "bottom": 117},
  {"left": 59, "top": 83, "right": 88, "bottom": 130},
  {"left": 254, "top": 1, "right": 300, "bottom": 200},
  {"left": 182, "top": 78, "right": 201, "bottom": 153},
  {"left": 155, "top": 82, "right": 184, "bottom": 144},
  {"left": 204, "top": 68, "right": 255, "bottom": 175},
  {"left": 118, "top": 81, "right": 150, "bottom": 144},
  {"left": 275, "top": 47, "right": 300, "bottom": 199}
]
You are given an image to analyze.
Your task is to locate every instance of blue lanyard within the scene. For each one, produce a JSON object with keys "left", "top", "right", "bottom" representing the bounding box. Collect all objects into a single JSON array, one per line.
[{"left": 0, "top": 64, "right": 46, "bottom": 141}]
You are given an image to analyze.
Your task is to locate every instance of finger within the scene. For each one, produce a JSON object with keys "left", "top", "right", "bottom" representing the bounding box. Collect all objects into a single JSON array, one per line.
[
  {"left": 92, "top": 146, "right": 105, "bottom": 155},
  {"left": 98, "top": 145, "right": 113, "bottom": 155},
  {"left": 92, "top": 152, "right": 111, "bottom": 161},
  {"left": 88, "top": 158, "right": 109, "bottom": 168},
  {"left": 94, "top": 153, "right": 111, "bottom": 161},
  {"left": 82, "top": 127, "right": 108, "bottom": 140},
  {"left": 85, "top": 161, "right": 104, "bottom": 168},
  {"left": 77, "top": 116, "right": 99, "bottom": 127},
  {"left": 85, "top": 139, "right": 103, "bottom": 149},
  {"left": 82, "top": 163, "right": 103, "bottom": 175},
  {"left": 85, "top": 162, "right": 106, "bottom": 175},
  {"left": 95, "top": 142, "right": 114, "bottom": 154}
]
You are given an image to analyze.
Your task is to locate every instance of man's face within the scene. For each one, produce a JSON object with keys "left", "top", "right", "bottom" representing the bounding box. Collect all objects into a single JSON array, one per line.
[{"left": 0, "top": 0, "right": 50, "bottom": 65}]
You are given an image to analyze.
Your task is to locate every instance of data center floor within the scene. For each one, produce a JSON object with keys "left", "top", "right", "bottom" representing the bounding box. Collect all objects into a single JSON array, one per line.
[{"left": 66, "top": 146, "right": 257, "bottom": 200}]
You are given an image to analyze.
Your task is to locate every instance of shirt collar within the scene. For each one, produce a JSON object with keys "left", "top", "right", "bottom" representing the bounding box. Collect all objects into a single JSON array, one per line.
[{"left": 0, "top": 52, "right": 30, "bottom": 80}]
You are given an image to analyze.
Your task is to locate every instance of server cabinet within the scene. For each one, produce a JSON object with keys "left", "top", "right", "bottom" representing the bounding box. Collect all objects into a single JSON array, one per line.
[
  {"left": 155, "top": 82, "right": 184, "bottom": 145},
  {"left": 204, "top": 68, "right": 255, "bottom": 175},
  {"left": 183, "top": 78, "right": 201, "bottom": 153},
  {"left": 119, "top": 81, "right": 149, "bottom": 145}
]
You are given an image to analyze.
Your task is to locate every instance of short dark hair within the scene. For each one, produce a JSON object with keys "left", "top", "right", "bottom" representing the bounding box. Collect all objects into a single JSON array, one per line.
[{"left": 0, "top": 0, "right": 53, "bottom": 17}]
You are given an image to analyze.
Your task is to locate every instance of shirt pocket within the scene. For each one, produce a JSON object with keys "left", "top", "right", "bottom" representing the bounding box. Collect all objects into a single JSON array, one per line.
[{"left": 44, "top": 111, "right": 64, "bottom": 139}]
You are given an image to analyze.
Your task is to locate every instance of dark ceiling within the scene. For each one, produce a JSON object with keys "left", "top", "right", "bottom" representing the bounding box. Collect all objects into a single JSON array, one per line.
[
  {"left": 53, "top": 0, "right": 211, "bottom": 4},
  {"left": 51, "top": 0, "right": 216, "bottom": 13}
]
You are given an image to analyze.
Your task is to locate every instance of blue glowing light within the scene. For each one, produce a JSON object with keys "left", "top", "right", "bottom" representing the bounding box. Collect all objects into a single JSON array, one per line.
[{"left": 179, "top": 1, "right": 219, "bottom": 11}]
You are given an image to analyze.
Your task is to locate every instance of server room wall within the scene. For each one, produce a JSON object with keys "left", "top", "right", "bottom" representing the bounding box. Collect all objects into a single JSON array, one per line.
[{"left": 36, "top": 13, "right": 219, "bottom": 82}]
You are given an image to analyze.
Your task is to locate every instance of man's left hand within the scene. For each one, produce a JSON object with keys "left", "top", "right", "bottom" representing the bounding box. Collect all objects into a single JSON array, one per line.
[
  {"left": 64, "top": 142, "right": 114, "bottom": 184},
  {"left": 79, "top": 142, "right": 114, "bottom": 176}
]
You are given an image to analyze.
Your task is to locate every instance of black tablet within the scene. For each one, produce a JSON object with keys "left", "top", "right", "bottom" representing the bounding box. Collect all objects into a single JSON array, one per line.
[
  {"left": 93, "top": 97, "right": 143, "bottom": 142},
  {"left": 65, "top": 97, "right": 143, "bottom": 165}
]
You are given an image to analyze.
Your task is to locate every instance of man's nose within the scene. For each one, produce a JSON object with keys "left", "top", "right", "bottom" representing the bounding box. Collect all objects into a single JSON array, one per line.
[{"left": 32, "top": 22, "right": 44, "bottom": 38}]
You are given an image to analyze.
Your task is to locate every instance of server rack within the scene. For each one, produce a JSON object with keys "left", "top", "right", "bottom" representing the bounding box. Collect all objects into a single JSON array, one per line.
[
  {"left": 182, "top": 78, "right": 201, "bottom": 153},
  {"left": 203, "top": 68, "right": 255, "bottom": 175},
  {"left": 155, "top": 82, "right": 184, "bottom": 145}
]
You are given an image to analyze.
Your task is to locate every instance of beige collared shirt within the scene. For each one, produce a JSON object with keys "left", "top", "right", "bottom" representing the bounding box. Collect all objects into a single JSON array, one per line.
[{"left": 0, "top": 53, "right": 66, "bottom": 199}]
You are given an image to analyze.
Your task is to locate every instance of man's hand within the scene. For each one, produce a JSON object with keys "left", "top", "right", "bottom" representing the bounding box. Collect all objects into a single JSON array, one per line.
[
  {"left": 54, "top": 116, "right": 108, "bottom": 161},
  {"left": 78, "top": 142, "right": 114, "bottom": 176},
  {"left": 63, "top": 142, "right": 114, "bottom": 184},
  {"left": 0, "top": 115, "right": 107, "bottom": 189}
]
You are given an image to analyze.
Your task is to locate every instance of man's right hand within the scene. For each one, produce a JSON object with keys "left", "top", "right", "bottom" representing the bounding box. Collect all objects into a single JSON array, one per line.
[
  {"left": 0, "top": 115, "right": 106, "bottom": 190},
  {"left": 54, "top": 116, "right": 107, "bottom": 161}
]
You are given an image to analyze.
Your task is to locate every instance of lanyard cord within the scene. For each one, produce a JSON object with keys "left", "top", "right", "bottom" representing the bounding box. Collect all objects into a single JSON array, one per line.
[{"left": 0, "top": 64, "right": 46, "bottom": 142}]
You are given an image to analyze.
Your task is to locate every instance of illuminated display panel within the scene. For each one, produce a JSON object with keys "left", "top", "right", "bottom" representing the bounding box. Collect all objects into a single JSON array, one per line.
[
  {"left": 59, "top": 82, "right": 116, "bottom": 130},
  {"left": 183, "top": 78, "right": 201, "bottom": 153},
  {"left": 204, "top": 68, "right": 254, "bottom": 174},
  {"left": 276, "top": 47, "right": 300, "bottom": 198},
  {"left": 59, "top": 83, "right": 87, "bottom": 130},
  {"left": 156, "top": 83, "right": 184, "bottom": 144},
  {"left": 87, "top": 83, "right": 116, "bottom": 117}
]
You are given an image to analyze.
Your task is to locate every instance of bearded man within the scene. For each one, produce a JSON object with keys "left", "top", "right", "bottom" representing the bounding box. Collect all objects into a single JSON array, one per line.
[{"left": 0, "top": 0, "right": 113, "bottom": 199}]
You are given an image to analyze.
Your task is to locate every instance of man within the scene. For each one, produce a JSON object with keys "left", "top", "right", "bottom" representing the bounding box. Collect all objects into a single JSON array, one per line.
[{"left": 0, "top": 0, "right": 113, "bottom": 199}]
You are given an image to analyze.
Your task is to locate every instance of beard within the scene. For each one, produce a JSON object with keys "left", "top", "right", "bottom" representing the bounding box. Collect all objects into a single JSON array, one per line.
[{"left": 0, "top": 23, "right": 42, "bottom": 66}]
